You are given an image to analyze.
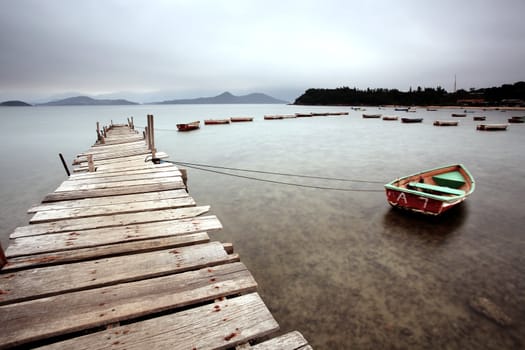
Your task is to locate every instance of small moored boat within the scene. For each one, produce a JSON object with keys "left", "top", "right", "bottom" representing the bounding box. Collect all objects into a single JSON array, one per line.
[
  {"left": 362, "top": 114, "right": 381, "bottom": 118},
  {"left": 264, "top": 115, "right": 284, "bottom": 120},
  {"left": 204, "top": 119, "right": 230, "bottom": 125},
  {"left": 476, "top": 124, "right": 508, "bottom": 131},
  {"left": 382, "top": 115, "right": 399, "bottom": 121},
  {"left": 230, "top": 117, "right": 254, "bottom": 122},
  {"left": 384, "top": 164, "right": 475, "bottom": 215},
  {"left": 433, "top": 120, "right": 459, "bottom": 126},
  {"left": 508, "top": 116, "right": 524, "bottom": 123},
  {"left": 473, "top": 116, "right": 486, "bottom": 121},
  {"left": 401, "top": 117, "right": 423, "bottom": 123},
  {"left": 452, "top": 113, "right": 466, "bottom": 117},
  {"left": 176, "top": 121, "right": 200, "bottom": 131}
]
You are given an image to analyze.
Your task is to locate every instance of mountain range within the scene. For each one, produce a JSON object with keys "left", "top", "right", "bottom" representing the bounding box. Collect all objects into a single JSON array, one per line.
[
  {"left": 37, "top": 96, "right": 138, "bottom": 106},
  {"left": 153, "top": 92, "right": 287, "bottom": 104},
  {"left": 0, "top": 100, "right": 32, "bottom": 106},
  {"left": 0, "top": 91, "right": 288, "bottom": 106}
]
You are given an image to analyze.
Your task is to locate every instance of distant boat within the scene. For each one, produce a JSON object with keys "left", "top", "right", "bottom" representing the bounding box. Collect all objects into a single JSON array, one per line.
[
  {"left": 426, "top": 108, "right": 438, "bottom": 111},
  {"left": 476, "top": 124, "right": 508, "bottom": 131},
  {"left": 395, "top": 107, "right": 409, "bottom": 112},
  {"left": 264, "top": 115, "right": 284, "bottom": 120},
  {"left": 362, "top": 114, "right": 381, "bottom": 118},
  {"left": 176, "top": 121, "right": 200, "bottom": 131},
  {"left": 433, "top": 120, "right": 459, "bottom": 126},
  {"left": 407, "top": 108, "right": 417, "bottom": 113},
  {"left": 452, "top": 113, "right": 467, "bottom": 117},
  {"left": 204, "top": 119, "right": 230, "bottom": 125},
  {"left": 384, "top": 164, "right": 475, "bottom": 215},
  {"left": 401, "top": 117, "right": 423, "bottom": 123},
  {"left": 508, "top": 116, "right": 524, "bottom": 123},
  {"left": 382, "top": 115, "right": 399, "bottom": 121},
  {"left": 230, "top": 117, "right": 254, "bottom": 122},
  {"left": 464, "top": 110, "right": 475, "bottom": 113},
  {"left": 473, "top": 116, "right": 486, "bottom": 121}
]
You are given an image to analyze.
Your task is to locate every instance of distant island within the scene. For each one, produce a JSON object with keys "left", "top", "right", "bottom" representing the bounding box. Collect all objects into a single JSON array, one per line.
[
  {"left": 154, "top": 91, "right": 287, "bottom": 104},
  {"left": 0, "top": 100, "right": 32, "bottom": 106},
  {"left": 294, "top": 81, "right": 525, "bottom": 107},
  {"left": 38, "top": 96, "right": 138, "bottom": 106}
]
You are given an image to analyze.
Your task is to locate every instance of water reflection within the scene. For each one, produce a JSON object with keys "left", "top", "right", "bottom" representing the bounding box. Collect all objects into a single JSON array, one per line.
[{"left": 382, "top": 202, "right": 469, "bottom": 242}]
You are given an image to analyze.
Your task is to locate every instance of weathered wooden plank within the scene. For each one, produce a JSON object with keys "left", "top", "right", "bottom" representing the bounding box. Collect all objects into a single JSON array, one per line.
[
  {"left": 8, "top": 216, "right": 221, "bottom": 257},
  {"left": 68, "top": 162, "right": 176, "bottom": 179},
  {"left": 251, "top": 331, "right": 310, "bottom": 350},
  {"left": 62, "top": 171, "right": 181, "bottom": 186},
  {"left": 88, "top": 156, "right": 168, "bottom": 171},
  {"left": 3, "top": 232, "right": 211, "bottom": 271},
  {"left": 0, "top": 241, "right": 232, "bottom": 305},
  {"left": 55, "top": 176, "right": 181, "bottom": 192},
  {"left": 42, "top": 181, "right": 185, "bottom": 202},
  {"left": 30, "top": 196, "right": 196, "bottom": 223},
  {"left": 69, "top": 163, "right": 176, "bottom": 180},
  {"left": 92, "top": 135, "right": 144, "bottom": 145},
  {"left": 76, "top": 153, "right": 166, "bottom": 167},
  {"left": 78, "top": 141, "right": 146, "bottom": 154},
  {"left": 0, "top": 262, "right": 257, "bottom": 349},
  {"left": 36, "top": 293, "right": 279, "bottom": 350},
  {"left": 11, "top": 206, "right": 210, "bottom": 238},
  {"left": 74, "top": 148, "right": 152, "bottom": 163},
  {"left": 28, "top": 189, "right": 189, "bottom": 213},
  {"left": 75, "top": 147, "right": 151, "bottom": 160},
  {"left": 73, "top": 160, "right": 168, "bottom": 173}
]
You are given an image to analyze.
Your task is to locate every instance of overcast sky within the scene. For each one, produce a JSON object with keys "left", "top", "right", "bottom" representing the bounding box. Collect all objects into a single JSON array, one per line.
[{"left": 1, "top": 0, "right": 524, "bottom": 103}]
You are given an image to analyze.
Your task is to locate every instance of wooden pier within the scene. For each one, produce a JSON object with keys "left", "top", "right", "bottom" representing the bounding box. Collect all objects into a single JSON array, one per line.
[{"left": 0, "top": 118, "right": 311, "bottom": 349}]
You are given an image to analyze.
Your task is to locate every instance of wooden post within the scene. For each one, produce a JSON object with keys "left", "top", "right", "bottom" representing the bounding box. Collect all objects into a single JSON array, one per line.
[
  {"left": 144, "top": 126, "right": 150, "bottom": 148},
  {"left": 147, "top": 114, "right": 156, "bottom": 158},
  {"left": 131, "top": 116, "right": 134, "bottom": 130},
  {"left": 96, "top": 122, "right": 105, "bottom": 144},
  {"left": 150, "top": 114, "right": 156, "bottom": 159},
  {"left": 0, "top": 242, "right": 7, "bottom": 269},
  {"left": 59, "top": 153, "right": 71, "bottom": 176},
  {"left": 180, "top": 168, "right": 188, "bottom": 192},
  {"left": 87, "top": 154, "right": 95, "bottom": 172}
]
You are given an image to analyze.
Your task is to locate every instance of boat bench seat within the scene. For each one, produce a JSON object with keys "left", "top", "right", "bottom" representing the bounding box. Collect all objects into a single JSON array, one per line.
[
  {"left": 432, "top": 171, "right": 465, "bottom": 188},
  {"left": 408, "top": 182, "right": 465, "bottom": 196}
]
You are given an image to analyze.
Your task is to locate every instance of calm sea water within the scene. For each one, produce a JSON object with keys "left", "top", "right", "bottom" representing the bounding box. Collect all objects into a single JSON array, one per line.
[{"left": 1, "top": 105, "right": 524, "bottom": 349}]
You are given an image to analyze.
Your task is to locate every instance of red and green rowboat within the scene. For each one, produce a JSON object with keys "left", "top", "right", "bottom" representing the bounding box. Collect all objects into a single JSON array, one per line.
[{"left": 384, "top": 164, "right": 475, "bottom": 215}]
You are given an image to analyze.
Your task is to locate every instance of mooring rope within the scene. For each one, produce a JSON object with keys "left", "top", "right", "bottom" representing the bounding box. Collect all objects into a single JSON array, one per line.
[
  {"left": 172, "top": 161, "right": 385, "bottom": 184},
  {"left": 147, "top": 157, "right": 385, "bottom": 192}
]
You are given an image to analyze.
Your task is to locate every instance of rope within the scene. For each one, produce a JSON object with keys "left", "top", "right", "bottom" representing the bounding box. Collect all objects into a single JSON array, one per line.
[
  {"left": 150, "top": 158, "right": 384, "bottom": 192},
  {"left": 173, "top": 161, "right": 385, "bottom": 184}
]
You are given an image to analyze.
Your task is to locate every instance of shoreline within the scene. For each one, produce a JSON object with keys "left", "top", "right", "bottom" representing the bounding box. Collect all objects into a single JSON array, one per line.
[{"left": 293, "top": 104, "right": 525, "bottom": 111}]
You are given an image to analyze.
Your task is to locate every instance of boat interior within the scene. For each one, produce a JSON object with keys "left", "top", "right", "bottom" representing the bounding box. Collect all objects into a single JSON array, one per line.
[{"left": 395, "top": 165, "right": 471, "bottom": 197}]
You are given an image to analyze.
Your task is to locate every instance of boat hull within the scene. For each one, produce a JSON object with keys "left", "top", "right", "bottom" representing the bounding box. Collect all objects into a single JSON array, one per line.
[
  {"left": 401, "top": 117, "right": 423, "bottom": 123},
  {"left": 204, "top": 119, "right": 230, "bottom": 125},
  {"left": 476, "top": 124, "right": 508, "bottom": 131},
  {"left": 384, "top": 164, "right": 475, "bottom": 216},
  {"left": 176, "top": 121, "right": 200, "bottom": 131},
  {"left": 385, "top": 188, "right": 466, "bottom": 215},
  {"left": 433, "top": 120, "right": 458, "bottom": 126},
  {"left": 230, "top": 117, "right": 254, "bottom": 122}
]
